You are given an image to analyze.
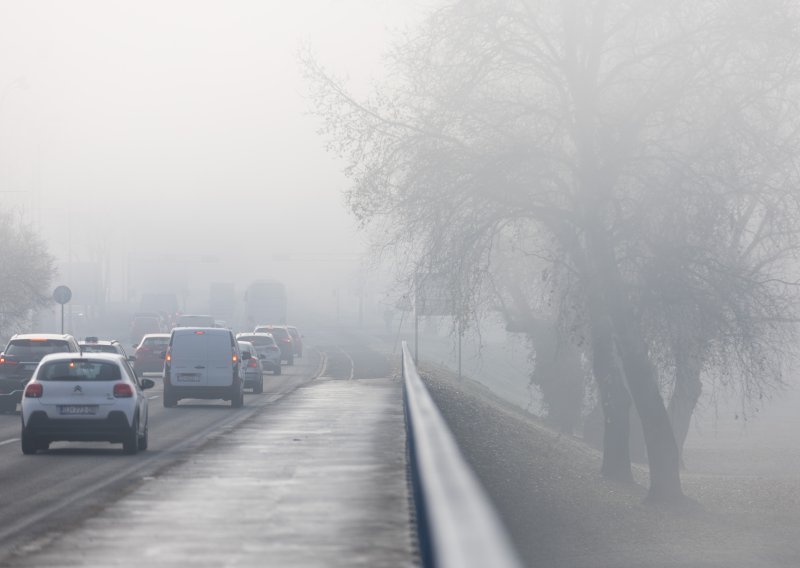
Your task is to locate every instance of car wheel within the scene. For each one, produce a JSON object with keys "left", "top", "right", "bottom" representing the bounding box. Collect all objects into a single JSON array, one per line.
[
  {"left": 253, "top": 378, "right": 263, "bottom": 394},
  {"left": 21, "top": 429, "right": 37, "bottom": 455},
  {"left": 138, "top": 425, "right": 148, "bottom": 451},
  {"left": 163, "top": 389, "right": 177, "bottom": 408},
  {"left": 36, "top": 439, "right": 50, "bottom": 451},
  {"left": 231, "top": 387, "right": 244, "bottom": 408},
  {"left": 123, "top": 416, "right": 139, "bottom": 455}
]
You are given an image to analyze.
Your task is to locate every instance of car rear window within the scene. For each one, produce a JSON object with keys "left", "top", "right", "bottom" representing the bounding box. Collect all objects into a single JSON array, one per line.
[
  {"left": 39, "top": 360, "right": 122, "bottom": 381},
  {"left": 142, "top": 337, "right": 169, "bottom": 347},
  {"left": 5, "top": 340, "right": 71, "bottom": 361},
  {"left": 256, "top": 328, "right": 289, "bottom": 340},
  {"left": 80, "top": 344, "right": 119, "bottom": 354},
  {"left": 238, "top": 335, "right": 275, "bottom": 347}
]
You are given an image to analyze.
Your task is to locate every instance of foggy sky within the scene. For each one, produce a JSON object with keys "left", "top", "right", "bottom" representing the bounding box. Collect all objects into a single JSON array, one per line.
[{"left": 0, "top": 0, "right": 432, "bottom": 312}]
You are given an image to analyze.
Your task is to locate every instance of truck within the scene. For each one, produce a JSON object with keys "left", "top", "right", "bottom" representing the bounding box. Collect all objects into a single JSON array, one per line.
[{"left": 244, "top": 280, "right": 287, "bottom": 328}]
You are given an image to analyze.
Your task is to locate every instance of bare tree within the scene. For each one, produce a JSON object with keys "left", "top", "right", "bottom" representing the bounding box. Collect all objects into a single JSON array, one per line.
[
  {"left": 0, "top": 212, "right": 55, "bottom": 338},
  {"left": 306, "top": 0, "right": 800, "bottom": 503}
]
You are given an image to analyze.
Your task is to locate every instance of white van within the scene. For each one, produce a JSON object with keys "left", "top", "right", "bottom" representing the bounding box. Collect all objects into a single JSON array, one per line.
[{"left": 163, "top": 327, "right": 247, "bottom": 408}]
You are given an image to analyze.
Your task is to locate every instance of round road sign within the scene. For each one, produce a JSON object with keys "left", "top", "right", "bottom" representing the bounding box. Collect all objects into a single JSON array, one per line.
[{"left": 53, "top": 285, "right": 72, "bottom": 305}]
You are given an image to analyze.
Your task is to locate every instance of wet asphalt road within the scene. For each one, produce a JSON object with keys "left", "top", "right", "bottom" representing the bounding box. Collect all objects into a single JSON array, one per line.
[{"left": 0, "top": 330, "right": 407, "bottom": 566}]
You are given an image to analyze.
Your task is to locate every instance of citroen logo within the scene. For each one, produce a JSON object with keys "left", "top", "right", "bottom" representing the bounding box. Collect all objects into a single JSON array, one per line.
[{"left": 73, "top": 385, "right": 82, "bottom": 393}]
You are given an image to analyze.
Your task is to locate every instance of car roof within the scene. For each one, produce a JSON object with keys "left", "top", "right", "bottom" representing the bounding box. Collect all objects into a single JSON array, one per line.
[
  {"left": 10, "top": 333, "right": 74, "bottom": 341},
  {"left": 171, "top": 327, "right": 231, "bottom": 334},
  {"left": 141, "top": 333, "right": 171, "bottom": 339},
  {"left": 79, "top": 340, "right": 119, "bottom": 346},
  {"left": 39, "top": 352, "right": 126, "bottom": 363},
  {"left": 236, "top": 332, "right": 274, "bottom": 337}
]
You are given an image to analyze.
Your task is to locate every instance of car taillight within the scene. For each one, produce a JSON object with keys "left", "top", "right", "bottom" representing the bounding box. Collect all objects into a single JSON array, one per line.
[
  {"left": 165, "top": 352, "right": 171, "bottom": 362},
  {"left": 0, "top": 357, "right": 17, "bottom": 365},
  {"left": 113, "top": 383, "right": 134, "bottom": 398},
  {"left": 248, "top": 359, "right": 257, "bottom": 368},
  {"left": 282, "top": 339, "right": 291, "bottom": 343},
  {"left": 25, "top": 383, "right": 43, "bottom": 398}
]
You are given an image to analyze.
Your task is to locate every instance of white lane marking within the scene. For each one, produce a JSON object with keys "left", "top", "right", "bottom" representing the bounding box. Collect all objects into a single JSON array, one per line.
[
  {"left": 148, "top": 395, "right": 160, "bottom": 400},
  {"left": 0, "top": 438, "right": 20, "bottom": 447},
  {"left": 341, "top": 347, "right": 355, "bottom": 381}
]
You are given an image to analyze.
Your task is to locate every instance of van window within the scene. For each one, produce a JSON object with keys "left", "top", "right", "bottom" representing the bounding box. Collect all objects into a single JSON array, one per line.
[
  {"left": 170, "top": 333, "right": 208, "bottom": 360},
  {"left": 207, "top": 332, "right": 233, "bottom": 356}
]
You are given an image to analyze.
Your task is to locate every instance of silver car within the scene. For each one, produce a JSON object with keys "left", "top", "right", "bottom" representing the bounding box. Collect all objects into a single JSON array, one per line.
[
  {"left": 237, "top": 340, "right": 264, "bottom": 393},
  {"left": 236, "top": 333, "right": 282, "bottom": 376}
]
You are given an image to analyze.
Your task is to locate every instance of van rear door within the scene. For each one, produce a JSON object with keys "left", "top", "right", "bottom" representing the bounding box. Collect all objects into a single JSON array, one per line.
[
  {"left": 206, "top": 331, "right": 236, "bottom": 387},
  {"left": 170, "top": 331, "right": 209, "bottom": 387}
]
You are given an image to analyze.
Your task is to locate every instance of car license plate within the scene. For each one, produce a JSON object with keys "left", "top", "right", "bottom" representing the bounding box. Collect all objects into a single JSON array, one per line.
[
  {"left": 177, "top": 374, "right": 201, "bottom": 382},
  {"left": 59, "top": 405, "right": 98, "bottom": 415}
]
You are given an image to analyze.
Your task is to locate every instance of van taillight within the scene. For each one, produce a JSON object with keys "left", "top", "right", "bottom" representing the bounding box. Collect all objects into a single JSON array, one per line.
[
  {"left": 232, "top": 354, "right": 238, "bottom": 363},
  {"left": 25, "top": 383, "right": 43, "bottom": 398},
  {"left": 113, "top": 384, "right": 134, "bottom": 398}
]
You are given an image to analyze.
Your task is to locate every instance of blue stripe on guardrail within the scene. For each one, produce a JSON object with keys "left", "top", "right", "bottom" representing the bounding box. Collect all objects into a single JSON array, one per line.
[{"left": 402, "top": 341, "right": 523, "bottom": 568}]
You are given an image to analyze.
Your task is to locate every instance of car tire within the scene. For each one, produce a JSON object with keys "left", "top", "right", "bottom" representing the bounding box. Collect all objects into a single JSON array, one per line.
[
  {"left": 36, "top": 439, "right": 50, "bottom": 451},
  {"left": 123, "top": 416, "right": 139, "bottom": 455},
  {"left": 21, "top": 429, "right": 37, "bottom": 455},
  {"left": 138, "top": 425, "right": 148, "bottom": 451},
  {"left": 231, "top": 388, "right": 244, "bottom": 408},
  {"left": 163, "top": 389, "right": 177, "bottom": 408},
  {"left": 253, "top": 378, "right": 263, "bottom": 394}
]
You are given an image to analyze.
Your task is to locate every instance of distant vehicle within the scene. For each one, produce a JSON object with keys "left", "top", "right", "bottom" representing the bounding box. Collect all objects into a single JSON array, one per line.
[
  {"left": 253, "top": 325, "right": 293, "bottom": 365},
  {"left": 20, "top": 352, "right": 155, "bottom": 454},
  {"left": 163, "top": 327, "right": 246, "bottom": 408},
  {"left": 237, "top": 340, "right": 264, "bottom": 394},
  {"left": 286, "top": 326, "right": 303, "bottom": 358},
  {"left": 79, "top": 338, "right": 132, "bottom": 361},
  {"left": 138, "top": 293, "right": 179, "bottom": 327},
  {"left": 244, "top": 280, "right": 287, "bottom": 327},
  {"left": 130, "top": 315, "right": 163, "bottom": 345},
  {"left": 214, "top": 320, "right": 230, "bottom": 329},
  {"left": 132, "top": 333, "right": 171, "bottom": 376},
  {"left": 209, "top": 282, "right": 236, "bottom": 325},
  {"left": 0, "top": 334, "right": 81, "bottom": 412},
  {"left": 236, "top": 332, "right": 281, "bottom": 375},
  {"left": 174, "top": 314, "right": 216, "bottom": 328}
]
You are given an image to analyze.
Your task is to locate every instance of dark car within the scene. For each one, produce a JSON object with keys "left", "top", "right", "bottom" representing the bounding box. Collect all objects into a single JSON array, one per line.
[
  {"left": 286, "top": 326, "right": 303, "bottom": 358},
  {"left": 0, "top": 334, "right": 81, "bottom": 412},
  {"left": 130, "top": 315, "right": 163, "bottom": 345},
  {"left": 253, "top": 325, "right": 293, "bottom": 365},
  {"left": 132, "top": 333, "right": 171, "bottom": 376}
]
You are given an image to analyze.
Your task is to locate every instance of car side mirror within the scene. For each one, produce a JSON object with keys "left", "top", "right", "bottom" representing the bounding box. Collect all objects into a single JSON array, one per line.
[
  {"left": 128, "top": 356, "right": 136, "bottom": 362},
  {"left": 141, "top": 378, "right": 156, "bottom": 390}
]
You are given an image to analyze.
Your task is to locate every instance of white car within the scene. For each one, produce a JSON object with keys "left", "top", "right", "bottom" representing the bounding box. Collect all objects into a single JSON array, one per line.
[{"left": 20, "top": 353, "right": 155, "bottom": 455}]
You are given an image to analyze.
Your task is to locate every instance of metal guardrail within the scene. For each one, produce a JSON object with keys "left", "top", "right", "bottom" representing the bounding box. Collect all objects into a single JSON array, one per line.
[{"left": 402, "top": 341, "right": 523, "bottom": 568}]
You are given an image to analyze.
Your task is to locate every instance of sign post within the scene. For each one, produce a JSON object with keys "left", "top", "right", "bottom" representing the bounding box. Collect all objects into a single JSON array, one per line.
[{"left": 53, "top": 285, "right": 72, "bottom": 334}]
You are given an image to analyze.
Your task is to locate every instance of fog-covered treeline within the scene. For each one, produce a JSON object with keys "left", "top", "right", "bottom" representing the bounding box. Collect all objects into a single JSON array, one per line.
[
  {"left": 308, "top": 0, "right": 800, "bottom": 503},
  {"left": 0, "top": 212, "right": 54, "bottom": 338}
]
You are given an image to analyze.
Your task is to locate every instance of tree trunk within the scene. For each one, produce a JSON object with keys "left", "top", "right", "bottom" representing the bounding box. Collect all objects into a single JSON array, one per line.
[
  {"left": 668, "top": 345, "right": 703, "bottom": 465},
  {"left": 603, "top": 276, "right": 684, "bottom": 503},
  {"left": 586, "top": 290, "right": 634, "bottom": 483}
]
